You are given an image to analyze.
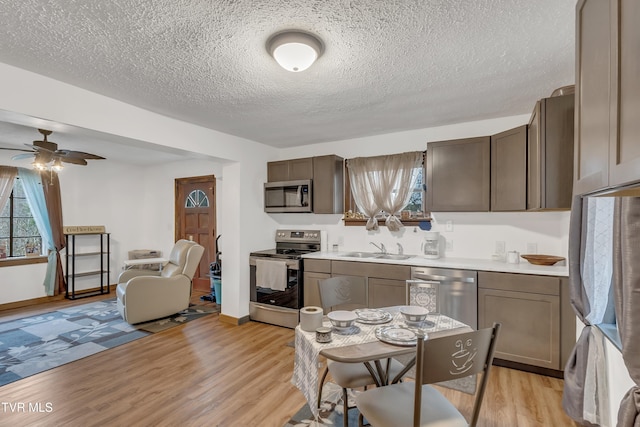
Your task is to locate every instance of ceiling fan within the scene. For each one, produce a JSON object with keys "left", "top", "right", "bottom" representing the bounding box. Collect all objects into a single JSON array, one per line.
[{"left": 0, "top": 128, "right": 105, "bottom": 168}]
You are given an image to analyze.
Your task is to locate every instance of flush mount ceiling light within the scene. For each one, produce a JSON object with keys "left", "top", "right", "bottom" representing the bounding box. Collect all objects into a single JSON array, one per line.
[{"left": 266, "top": 30, "right": 324, "bottom": 72}]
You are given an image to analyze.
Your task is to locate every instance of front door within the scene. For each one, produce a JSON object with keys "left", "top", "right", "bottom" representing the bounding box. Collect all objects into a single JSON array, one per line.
[{"left": 175, "top": 175, "right": 216, "bottom": 292}]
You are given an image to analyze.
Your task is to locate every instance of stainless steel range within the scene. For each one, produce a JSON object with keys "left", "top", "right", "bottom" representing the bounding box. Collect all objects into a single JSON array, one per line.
[{"left": 249, "top": 229, "right": 321, "bottom": 328}]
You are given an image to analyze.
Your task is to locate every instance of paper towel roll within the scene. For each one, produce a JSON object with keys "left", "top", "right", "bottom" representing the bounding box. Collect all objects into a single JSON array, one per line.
[{"left": 300, "top": 306, "right": 323, "bottom": 332}]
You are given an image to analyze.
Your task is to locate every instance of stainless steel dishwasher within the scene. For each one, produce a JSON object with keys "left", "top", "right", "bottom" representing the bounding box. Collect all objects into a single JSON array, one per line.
[{"left": 408, "top": 267, "right": 477, "bottom": 329}]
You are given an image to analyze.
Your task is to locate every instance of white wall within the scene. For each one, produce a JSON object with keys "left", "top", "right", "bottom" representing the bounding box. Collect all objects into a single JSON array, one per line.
[{"left": 0, "top": 62, "right": 281, "bottom": 315}]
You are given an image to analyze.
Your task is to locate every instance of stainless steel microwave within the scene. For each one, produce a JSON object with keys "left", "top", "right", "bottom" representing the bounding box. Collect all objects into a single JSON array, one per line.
[{"left": 264, "top": 180, "right": 312, "bottom": 213}]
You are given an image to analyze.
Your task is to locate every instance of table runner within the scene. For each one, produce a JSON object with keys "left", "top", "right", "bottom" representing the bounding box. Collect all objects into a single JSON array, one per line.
[{"left": 291, "top": 308, "right": 467, "bottom": 417}]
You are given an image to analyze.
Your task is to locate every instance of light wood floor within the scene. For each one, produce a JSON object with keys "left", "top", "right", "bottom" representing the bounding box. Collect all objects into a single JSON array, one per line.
[{"left": 0, "top": 292, "right": 576, "bottom": 427}]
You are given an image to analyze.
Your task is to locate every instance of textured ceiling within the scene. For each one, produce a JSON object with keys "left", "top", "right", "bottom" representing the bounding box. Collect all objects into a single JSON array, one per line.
[{"left": 0, "top": 0, "right": 575, "bottom": 148}]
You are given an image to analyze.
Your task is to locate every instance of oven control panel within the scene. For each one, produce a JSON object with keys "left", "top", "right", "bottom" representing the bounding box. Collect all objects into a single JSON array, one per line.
[{"left": 275, "top": 229, "right": 321, "bottom": 243}]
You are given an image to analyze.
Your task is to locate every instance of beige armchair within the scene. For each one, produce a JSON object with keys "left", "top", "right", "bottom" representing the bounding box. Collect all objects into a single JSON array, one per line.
[{"left": 116, "top": 240, "right": 205, "bottom": 324}]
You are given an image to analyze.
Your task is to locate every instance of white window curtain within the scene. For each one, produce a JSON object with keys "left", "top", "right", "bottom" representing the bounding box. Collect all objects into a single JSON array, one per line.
[
  {"left": 347, "top": 152, "right": 423, "bottom": 231},
  {"left": 0, "top": 166, "right": 18, "bottom": 213}
]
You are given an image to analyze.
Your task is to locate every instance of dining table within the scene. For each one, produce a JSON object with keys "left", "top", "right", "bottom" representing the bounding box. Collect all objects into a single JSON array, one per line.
[{"left": 291, "top": 306, "right": 470, "bottom": 418}]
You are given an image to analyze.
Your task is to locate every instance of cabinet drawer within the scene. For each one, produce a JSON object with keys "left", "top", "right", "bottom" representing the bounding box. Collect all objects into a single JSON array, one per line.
[
  {"left": 478, "top": 271, "right": 560, "bottom": 296},
  {"left": 331, "top": 261, "right": 411, "bottom": 280},
  {"left": 304, "top": 259, "right": 331, "bottom": 273}
]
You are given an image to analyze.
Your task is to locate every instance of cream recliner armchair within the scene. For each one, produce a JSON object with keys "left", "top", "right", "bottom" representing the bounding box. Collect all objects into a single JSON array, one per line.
[{"left": 116, "top": 240, "right": 205, "bottom": 324}]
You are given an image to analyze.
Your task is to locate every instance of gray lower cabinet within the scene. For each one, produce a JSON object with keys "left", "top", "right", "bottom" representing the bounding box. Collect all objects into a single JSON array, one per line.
[
  {"left": 303, "top": 259, "right": 331, "bottom": 308},
  {"left": 304, "top": 259, "right": 411, "bottom": 312},
  {"left": 368, "top": 278, "right": 407, "bottom": 308},
  {"left": 478, "top": 271, "right": 574, "bottom": 371}
]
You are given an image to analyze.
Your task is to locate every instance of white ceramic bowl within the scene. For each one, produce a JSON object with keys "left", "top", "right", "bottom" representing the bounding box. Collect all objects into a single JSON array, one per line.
[
  {"left": 400, "top": 306, "right": 429, "bottom": 324},
  {"left": 327, "top": 310, "right": 357, "bottom": 329}
]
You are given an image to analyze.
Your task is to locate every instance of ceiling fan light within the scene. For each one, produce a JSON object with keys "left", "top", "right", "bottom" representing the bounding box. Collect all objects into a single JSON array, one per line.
[
  {"left": 52, "top": 158, "right": 64, "bottom": 171},
  {"left": 32, "top": 155, "right": 46, "bottom": 170},
  {"left": 267, "top": 31, "right": 323, "bottom": 72}
]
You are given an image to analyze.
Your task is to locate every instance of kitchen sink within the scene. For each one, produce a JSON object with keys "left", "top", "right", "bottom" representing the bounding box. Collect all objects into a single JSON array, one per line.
[
  {"left": 342, "top": 252, "right": 413, "bottom": 260},
  {"left": 343, "top": 251, "right": 380, "bottom": 258},
  {"left": 376, "top": 254, "right": 413, "bottom": 260}
]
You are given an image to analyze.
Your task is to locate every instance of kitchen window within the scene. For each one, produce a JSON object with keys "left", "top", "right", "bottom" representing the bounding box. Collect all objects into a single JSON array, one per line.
[{"left": 343, "top": 151, "right": 430, "bottom": 228}]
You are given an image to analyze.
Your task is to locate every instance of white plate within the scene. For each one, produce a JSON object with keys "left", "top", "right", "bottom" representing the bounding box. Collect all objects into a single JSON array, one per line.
[
  {"left": 375, "top": 324, "right": 420, "bottom": 346},
  {"left": 405, "top": 319, "right": 436, "bottom": 328},
  {"left": 354, "top": 309, "right": 392, "bottom": 324},
  {"left": 332, "top": 325, "right": 361, "bottom": 335}
]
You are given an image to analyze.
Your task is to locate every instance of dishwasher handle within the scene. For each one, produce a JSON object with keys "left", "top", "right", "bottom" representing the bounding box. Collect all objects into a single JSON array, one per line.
[
  {"left": 410, "top": 274, "right": 476, "bottom": 284},
  {"left": 406, "top": 279, "right": 440, "bottom": 286}
]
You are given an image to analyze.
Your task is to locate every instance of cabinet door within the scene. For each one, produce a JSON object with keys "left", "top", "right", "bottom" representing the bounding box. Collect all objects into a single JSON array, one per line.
[
  {"left": 610, "top": 0, "right": 640, "bottom": 188},
  {"left": 574, "top": 0, "right": 612, "bottom": 195},
  {"left": 368, "top": 278, "right": 406, "bottom": 308},
  {"left": 528, "top": 96, "right": 574, "bottom": 210},
  {"left": 479, "top": 288, "right": 560, "bottom": 369},
  {"left": 312, "top": 155, "right": 344, "bottom": 214},
  {"left": 303, "top": 271, "right": 330, "bottom": 308},
  {"left": 491, "top": 125, "right": 527, "bottom": 211},
  {"left": 543, "top": 95, "right": 574, "bottom": 209},
  {"left": 426, "top": 137, "right": 490, "bottom": 212},
  {"left": 288, "top": 157, "right": 314, "bottom": 180},
  {"left": 267, "top": 160, "right": 290, "bottom": 182}
]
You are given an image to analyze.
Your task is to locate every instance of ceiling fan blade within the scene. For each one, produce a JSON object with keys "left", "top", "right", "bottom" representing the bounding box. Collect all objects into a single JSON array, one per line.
[
  {"left": 56, "top": 149, "right": 105, "bottom": 160},
  {"left": 59, "top": 157, "right": 88, "bottom": 166},
  {"left": 0, "top": 147, "right": 35, "bottom": 153},
  {"left": 11, "top": 153, "right": 36, "bottom": 160}
]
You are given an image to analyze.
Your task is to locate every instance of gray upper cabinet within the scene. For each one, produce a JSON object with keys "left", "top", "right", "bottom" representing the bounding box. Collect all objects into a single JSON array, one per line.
[
  {"left": 312, "top": 155, "right": 344, "bottom": 214},
  {"left": 267, "top": 155, "right": 343, "bottom": 214},
  {"left": 426, "top": 137, "right": 491, "bottom": 212},
  {"left": 491, "top": 125, "right": 527, "bottom": 211},
  {"left": 574, "top": 0, "right": 611, "bottom": 195},
  {"left": 267, "top": 157, "right": 313, "bottom": 182},
  {"left": 574, "top": 0, "right": 640, "bottom": 196},
  {"left": 527, "top": 94, "right": 574, "bottom": 210}
]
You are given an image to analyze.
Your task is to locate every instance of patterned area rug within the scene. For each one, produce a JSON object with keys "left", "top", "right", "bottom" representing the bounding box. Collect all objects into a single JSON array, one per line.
[
  {"left": 0, "top": 298, "right": 218, "bottom": 387},
  {"left": 284, "top": 382, "right": 365, "bottom": 427}
]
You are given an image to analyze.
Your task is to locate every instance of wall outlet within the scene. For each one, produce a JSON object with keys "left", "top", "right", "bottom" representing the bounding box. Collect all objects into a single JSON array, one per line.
[
  {"left": 445, "top": 220, "right": 454, "bottom": 232},
  {"left": 495, "top": 241, "right": 505, "bottom": 254},
  {"left": 446, "top": 240, "right": 453, "bottom": 252},
  {"left": 526, "top": 243, "right": 538, "bottom": 254}
]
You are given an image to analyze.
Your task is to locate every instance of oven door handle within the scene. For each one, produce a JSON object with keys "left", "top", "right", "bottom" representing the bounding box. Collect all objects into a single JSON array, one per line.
[{"left": 249, "top": 256, "right": 299, "bottom": 270}]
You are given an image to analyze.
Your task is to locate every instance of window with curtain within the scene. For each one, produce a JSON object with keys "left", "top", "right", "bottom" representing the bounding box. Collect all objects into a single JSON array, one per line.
[
  {"left": 0, "top": 177, "right": 43, "bottom": 258},
  {"left": 344, "top": 151, "right": 425, "bottom": 231}
]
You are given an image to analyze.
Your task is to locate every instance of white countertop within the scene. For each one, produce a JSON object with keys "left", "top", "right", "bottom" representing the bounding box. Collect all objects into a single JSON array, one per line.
[{"left": 302, "top": 251, "right": 569, "bottom": 277}]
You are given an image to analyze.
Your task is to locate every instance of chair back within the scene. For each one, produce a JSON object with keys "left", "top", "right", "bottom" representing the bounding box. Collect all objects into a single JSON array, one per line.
[
  {"left": 406, "top": 280, "right": 438, "bottom": 312},
  {"left": 318, "top": 276, "right": 367, "bottom": 312},
  {"left": 414, "top": 323, "right": 501, "bottom": 427},
  {"left": 161, "top": 240, "right": 205, "bottom": 279}
]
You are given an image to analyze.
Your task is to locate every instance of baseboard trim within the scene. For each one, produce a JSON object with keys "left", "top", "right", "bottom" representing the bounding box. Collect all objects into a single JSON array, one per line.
[
  {"left": 0, "top": 284, "right": 117, "bottom": 312},
  {"left": 493, "top": 358, "right": 564, "bottom": 379},
  {"left": 218, "top": 313, "right": 251, "bottom": 326}
]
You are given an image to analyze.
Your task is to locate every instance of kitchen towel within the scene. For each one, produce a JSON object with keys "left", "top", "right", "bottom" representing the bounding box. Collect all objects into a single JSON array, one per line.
[
  {"left": 300, "top": 306, "right": 323, "bottom": 332},
  {"left": 255, "top": 259, "right": 287, "bottom": 291}
]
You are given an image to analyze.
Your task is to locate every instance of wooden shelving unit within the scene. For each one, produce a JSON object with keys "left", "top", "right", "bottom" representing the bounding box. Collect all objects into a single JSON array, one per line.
[{"left": 65, "top": 233, "right": 110, "bottom": 300}]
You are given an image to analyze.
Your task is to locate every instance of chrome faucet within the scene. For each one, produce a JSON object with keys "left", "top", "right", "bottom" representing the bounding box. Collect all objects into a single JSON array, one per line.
[
  {"left": 397, "top": 243, "right": 404, "bottom": 255},
  {"left": 370, "top": 242, "right": 386, "bottom": 254}
]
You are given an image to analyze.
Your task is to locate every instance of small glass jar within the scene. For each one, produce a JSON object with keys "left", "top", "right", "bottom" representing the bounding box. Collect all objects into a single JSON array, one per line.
[{"left": 315, "top": 327, "right": 332, "bottom": 343}]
